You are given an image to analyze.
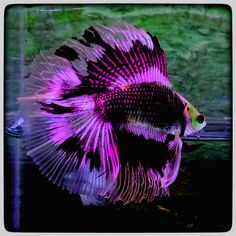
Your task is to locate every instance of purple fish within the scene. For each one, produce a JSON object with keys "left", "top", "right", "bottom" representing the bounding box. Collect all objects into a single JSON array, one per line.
[{"left": 18, "top": 22, "right": 206, "bottom": 205}]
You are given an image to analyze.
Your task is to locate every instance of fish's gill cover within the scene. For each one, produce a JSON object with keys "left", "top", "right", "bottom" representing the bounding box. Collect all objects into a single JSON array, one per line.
[{"left": 19, "top": 22, "right": 183, "bottom": 205}]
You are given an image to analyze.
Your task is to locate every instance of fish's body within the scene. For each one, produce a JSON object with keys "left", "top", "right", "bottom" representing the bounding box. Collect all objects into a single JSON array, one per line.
[
  {"left": 96, "top": 82, "right": 184, "bottom": 134},
  {"left": 17, "top": 22, "right": 206, "bottom": 206}
]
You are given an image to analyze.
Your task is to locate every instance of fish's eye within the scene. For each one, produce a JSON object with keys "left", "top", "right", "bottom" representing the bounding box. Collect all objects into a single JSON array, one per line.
[{"left": 197, "top": 114, "right": 204, "bottom": 124}]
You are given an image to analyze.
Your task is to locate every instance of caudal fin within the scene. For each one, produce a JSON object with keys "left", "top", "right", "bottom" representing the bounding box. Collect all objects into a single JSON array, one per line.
[{"left": 19, "top": 52, "right": 120, "bottom": 192}]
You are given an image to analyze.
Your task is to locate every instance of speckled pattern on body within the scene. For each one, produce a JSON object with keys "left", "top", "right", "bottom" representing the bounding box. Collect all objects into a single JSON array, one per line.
[{"left": 96, "top": 82, "right": 185, "bottom": 130}]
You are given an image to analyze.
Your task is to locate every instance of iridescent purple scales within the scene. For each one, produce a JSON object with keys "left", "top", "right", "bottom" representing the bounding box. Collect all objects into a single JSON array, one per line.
[{"left": 19, "top": 22, "right": 206, "bottom": 206}]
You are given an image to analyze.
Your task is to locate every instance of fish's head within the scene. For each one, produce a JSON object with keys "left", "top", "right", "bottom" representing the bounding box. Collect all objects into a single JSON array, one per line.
[
  {"left": 177, "top": 93, "right": 207, "bottom": 136},
  {"left": 183, "top": 102, "right": 207, "bottom": 136}
]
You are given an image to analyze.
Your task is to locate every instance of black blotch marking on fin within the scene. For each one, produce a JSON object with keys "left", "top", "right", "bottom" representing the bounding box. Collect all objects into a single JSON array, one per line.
[
  {"left": 55, "top": 45, "right": 78, "bottom": 61},
  {"left": 57, "top": 137, "right": 80, "bottom": 155},
  {"left": 39, "top": 102, "right": 75, "bottom": 114},
  {"left": 148, "top": 34, "right": 168, "bottom": 77},
  {"left": 116, "top": 129, "right": 172, "bottom": 174},
  {"left": 57, "top": 136, "right": 101, "bottom": 171},
  {"left": 82, "top": 26, "right": 107, "bottom": 46},
  {"left": 86, "top": 151, "right": 101, "bottom": 171},
  {"left": 60, "top": 84, "right": 107, "bottom": 99},
  {"left": 56, "top": 137, "right": 85, "bottom": 170}
]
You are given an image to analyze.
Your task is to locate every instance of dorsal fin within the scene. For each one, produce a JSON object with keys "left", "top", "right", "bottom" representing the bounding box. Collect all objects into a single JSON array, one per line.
[{"left": 54, "top": 22, "right": 171, "bottom": 98}]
